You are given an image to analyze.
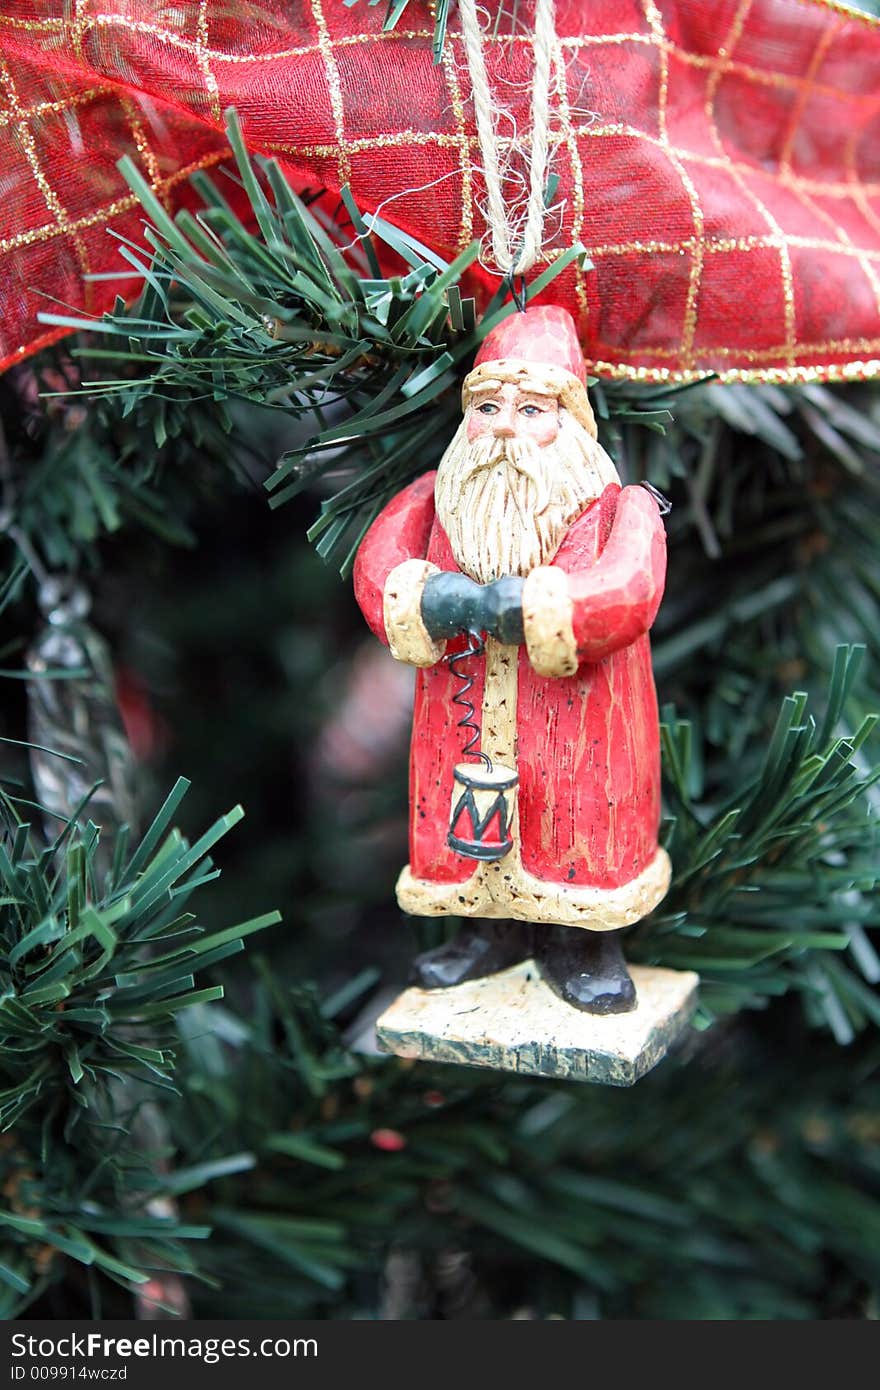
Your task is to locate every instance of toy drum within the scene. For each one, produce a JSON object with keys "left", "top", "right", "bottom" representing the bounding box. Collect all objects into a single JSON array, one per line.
[{"left": 447, "top": 762, "right": 518, "bottom": 862}]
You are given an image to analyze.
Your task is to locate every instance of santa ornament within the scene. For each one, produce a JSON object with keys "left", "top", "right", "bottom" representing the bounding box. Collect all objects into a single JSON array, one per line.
[{"left": 355, "top": 307, "right": 698, "bottom": 1085}]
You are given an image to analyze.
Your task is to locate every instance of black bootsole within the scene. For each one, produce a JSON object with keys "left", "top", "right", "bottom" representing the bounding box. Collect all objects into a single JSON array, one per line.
[
  {"left": 532, "top": 927, "right": 638, "bottom": 1015},
  {"left": 410, "top": 922, "right": 533, "bottom": 990}
]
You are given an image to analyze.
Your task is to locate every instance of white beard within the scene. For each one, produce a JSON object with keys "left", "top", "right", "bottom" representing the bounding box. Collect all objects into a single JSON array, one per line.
[{"left": 434, "top": 409, "right": 620, "bottom": 584}]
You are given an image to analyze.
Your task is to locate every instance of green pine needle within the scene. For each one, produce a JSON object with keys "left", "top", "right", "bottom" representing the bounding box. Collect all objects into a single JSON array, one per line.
[
  {"left": 0, "top": 780, "right": 279, "bottom": 1303},
  {"left": 637, "top": 645, "right": 880, "bottom": 1032},
  {"left": 36, "top": 109, "right": 596, "bottom": 574}
]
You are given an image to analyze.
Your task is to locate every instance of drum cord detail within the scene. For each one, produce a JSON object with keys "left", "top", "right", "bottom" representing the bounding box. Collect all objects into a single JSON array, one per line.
[{"left": 447, "top": 632, "right": 493, "bottom": 771}]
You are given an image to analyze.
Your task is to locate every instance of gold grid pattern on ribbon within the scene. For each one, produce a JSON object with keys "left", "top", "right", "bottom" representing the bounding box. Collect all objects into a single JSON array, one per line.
[
  {"left": 0, "top": 54, "right": 94, "bottom": 308},
  {"left": 1, "top": 0, "right": 880, "bottom": 382}
]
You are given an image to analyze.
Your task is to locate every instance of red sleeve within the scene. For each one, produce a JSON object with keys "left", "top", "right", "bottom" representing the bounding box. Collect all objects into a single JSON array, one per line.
[
  {"left": 557, "top": 485, "right": 667, "bottom": 663},
  {"left": 353, "top": 471, "right": 437, "bottom": 645}
]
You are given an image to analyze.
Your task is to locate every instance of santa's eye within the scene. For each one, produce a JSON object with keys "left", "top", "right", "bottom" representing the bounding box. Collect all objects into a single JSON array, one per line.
[
  {"left": 477, "top": 402, "right": 500, "bottom": 414},
  {"left": 519, "top": 404, "right": 543, "bottom": 416}
]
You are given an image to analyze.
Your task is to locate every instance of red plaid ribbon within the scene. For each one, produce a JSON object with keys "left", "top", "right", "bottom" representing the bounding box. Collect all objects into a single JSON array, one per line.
[{"left": 2, "top": 0, "right": 880, "bottom": 381}]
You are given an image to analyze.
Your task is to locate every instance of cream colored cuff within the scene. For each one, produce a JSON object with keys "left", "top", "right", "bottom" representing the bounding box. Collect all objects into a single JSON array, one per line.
[
  {"left": 383, "top": 559, "right": 447, "bottom": 667},
  {"left": 522, "top": 566, "right": 578, "bottom": 678}
]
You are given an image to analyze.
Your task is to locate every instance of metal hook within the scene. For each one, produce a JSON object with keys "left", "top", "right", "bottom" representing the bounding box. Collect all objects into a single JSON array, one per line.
[
  {"left": 639, "top": 480, "right": 672, "bottom": 515},
  {"left": 506, "top": 271, "right": 528, "bottom": 313}
]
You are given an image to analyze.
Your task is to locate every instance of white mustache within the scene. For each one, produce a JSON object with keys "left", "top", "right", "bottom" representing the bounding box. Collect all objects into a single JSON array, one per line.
[{"left": 459, "top": 439, "right": 548, "bottom": 497}]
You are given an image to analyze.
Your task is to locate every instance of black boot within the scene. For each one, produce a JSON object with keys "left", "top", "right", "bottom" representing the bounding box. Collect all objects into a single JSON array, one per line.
[
  {"left": 534, "top": 925, "right": 637, "bottom": 1014},
  {"left": 410, "top": 919, "right": 532, "bottom": 990}
]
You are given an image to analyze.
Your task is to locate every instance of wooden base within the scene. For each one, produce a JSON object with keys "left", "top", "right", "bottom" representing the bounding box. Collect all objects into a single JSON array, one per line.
[{"left": 375, "top": 961, "right": 699, "bottom": 1086}]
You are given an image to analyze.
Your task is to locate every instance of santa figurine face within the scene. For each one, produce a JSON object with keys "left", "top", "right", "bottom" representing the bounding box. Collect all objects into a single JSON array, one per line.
[{"left": 465, "top": 382, "right": 560, "bottom": 449}]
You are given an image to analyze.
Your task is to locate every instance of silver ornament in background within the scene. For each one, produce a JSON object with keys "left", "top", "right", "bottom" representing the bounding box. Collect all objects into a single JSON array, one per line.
[
  {"left": 25, "top": 575, "right": 138, "bottom": 865},
  {"left": 25, "top": 574, "right": 188, "bottom": 1318}
]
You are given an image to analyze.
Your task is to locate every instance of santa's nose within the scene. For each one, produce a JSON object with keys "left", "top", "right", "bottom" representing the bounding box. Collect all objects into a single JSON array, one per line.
[{"left": 491, "top": 405, "right": 517, "bottom": 437}]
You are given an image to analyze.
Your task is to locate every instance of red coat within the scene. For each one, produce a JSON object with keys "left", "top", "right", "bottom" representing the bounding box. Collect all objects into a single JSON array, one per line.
[{"left": 354, "top": 473, "right": 671, "bottom": 930}]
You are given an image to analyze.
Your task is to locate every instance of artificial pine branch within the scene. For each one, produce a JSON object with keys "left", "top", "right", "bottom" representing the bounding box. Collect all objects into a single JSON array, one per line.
[
  {"left": 0, "top": 777, "right": 280, "bottom": 1311},
  {"left": 13, "top": 937, "right": 880, "bottom": 1317},
  {"left": 641, "top": 645, "right": 880, "bottom": 1034},
  {"left": 633, "top": 382, "right": 880, "bottom": 740},
  {"left": 35, "top": 106, "right": 880, "bottom": 584},
  {"left": 150, "top": 974, "right": 880, "bottom": 1320},
  {"left": 373, "top": 0, "right": 454, "bottom": 62},
  {"left": 36, "top": 109, "right": 595, "bottom": 574},
  {"left": 0, "top": 355, "right": 260, "bottom": 578}
]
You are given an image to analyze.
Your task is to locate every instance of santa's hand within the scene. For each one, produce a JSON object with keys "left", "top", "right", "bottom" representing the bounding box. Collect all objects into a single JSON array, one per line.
[
  {"left": 420, "top": 572, "right": 485, "bottom": 640},
  {"left": 483, "top": 576, "right": 525, "bottom": 645}
]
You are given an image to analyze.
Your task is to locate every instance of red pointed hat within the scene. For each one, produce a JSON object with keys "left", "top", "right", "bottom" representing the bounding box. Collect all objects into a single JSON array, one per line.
[{"left": 462, "top": 305, "right": 596, "bottom": 437}]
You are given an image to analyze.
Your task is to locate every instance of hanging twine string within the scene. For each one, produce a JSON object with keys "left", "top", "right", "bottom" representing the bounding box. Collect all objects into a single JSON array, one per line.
[{"left": 458, "top": 0, "right": 557, "bottom": 278}]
